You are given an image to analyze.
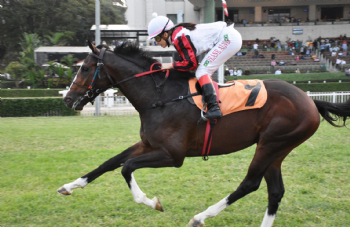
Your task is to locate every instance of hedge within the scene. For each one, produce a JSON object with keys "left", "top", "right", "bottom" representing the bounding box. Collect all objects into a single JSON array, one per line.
[
  {"left": 0, "top": 98, "right": 77, "bottom": 117},
  {"left": 293, "top": 82, "right": 350, "bottom": 92},
  {"left": 0, "top": 89, "right": 63, "bottom": 97}
]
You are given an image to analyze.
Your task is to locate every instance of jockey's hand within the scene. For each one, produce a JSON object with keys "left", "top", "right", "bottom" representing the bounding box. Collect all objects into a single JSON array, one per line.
[{"left": 161, "top": 63, "right": 174, "bottom": 70}]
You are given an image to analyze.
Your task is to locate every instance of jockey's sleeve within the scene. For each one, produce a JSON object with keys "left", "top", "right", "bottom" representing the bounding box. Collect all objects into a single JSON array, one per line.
[{"left": 172, "top": 33, "right": 198, "bottom": 71}]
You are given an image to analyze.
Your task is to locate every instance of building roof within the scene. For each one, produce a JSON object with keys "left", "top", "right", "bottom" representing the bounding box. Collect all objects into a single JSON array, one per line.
[
  {"left": 90, "top": 24, "right": 133, "bottom": 31},
  {"left": 34, "top": 46, "right": 91, "bottom": 53}
]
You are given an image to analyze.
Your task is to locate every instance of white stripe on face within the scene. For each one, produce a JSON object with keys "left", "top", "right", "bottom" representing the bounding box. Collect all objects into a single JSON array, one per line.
[{"left": 68, "top": 65, "right": 82, "bottom": 91}]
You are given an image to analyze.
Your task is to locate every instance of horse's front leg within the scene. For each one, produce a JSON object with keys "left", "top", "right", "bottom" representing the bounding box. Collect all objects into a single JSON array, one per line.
[
  {"left": 121, "top": 149, "right": 182, "bottom": 212},
  {"left": 57, "top": 141, "right": 147, "bottom": 195}
]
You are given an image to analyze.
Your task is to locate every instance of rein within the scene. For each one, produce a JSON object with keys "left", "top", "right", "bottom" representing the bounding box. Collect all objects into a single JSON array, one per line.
[{"left": 73, "top": 47, "right": 170, "bottom": 100}]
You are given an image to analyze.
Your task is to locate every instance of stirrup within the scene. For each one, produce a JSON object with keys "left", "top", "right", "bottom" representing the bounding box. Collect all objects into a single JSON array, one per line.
[{"left": 197, "top": 106, "right": 208, "bottom": 124}]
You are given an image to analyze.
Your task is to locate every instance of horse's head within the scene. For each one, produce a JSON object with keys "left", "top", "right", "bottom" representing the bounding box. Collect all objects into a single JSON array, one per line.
[{"left": 63, "top": 41, "right": 112, "bottom": 110}]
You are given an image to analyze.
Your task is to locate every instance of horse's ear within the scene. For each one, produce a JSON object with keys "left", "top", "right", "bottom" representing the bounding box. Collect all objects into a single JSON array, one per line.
[{"left": 87, "top": 40, "right": 98, "bottom": 55}]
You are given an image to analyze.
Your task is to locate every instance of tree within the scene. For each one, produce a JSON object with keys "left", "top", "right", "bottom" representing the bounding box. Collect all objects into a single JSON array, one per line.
[
  {"left": 20, "top": 33, "right": 41, "bottom": 59},
  {"left": 44, "top": 32, "right": 67, "bottom": 46},
  {"left": 5, "top": 61, "right": 25, "bottom": 88},
  {"left": 0, "top": 0, "right": 126, "bottom": 54}
]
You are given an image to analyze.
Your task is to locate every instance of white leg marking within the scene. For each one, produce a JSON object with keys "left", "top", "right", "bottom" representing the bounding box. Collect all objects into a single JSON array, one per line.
[
  {"left": 63, "top": 177, "right": 88, "bottom": 193},
  {"left": 193, "top": 195, "right": 229, "bottom": 224},
  {"left": 129, "top": 173, "right": 157, "bottom": 209},
  {"left": 260, "top": 209, "right": 276, "bottom": 227}
]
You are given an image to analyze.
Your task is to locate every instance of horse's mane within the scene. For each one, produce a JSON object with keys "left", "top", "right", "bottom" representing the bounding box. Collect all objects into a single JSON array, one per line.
[{"left": 113, "top": 41, "right": 157, "bottom": 66}]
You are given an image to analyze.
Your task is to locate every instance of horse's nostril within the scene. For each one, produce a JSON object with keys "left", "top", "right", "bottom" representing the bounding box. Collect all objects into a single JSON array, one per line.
[{"left": 65, "top": 97, "right": 71, "bottom": 102}]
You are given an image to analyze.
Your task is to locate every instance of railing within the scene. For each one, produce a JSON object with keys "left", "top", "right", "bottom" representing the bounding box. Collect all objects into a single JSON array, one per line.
[
  {"left": 78, "top": 92, "right": 350, "bottom": 116},
  {"left": 306, "top": 91, "right": 350, "bottom": 103},
  {"left": 79, "top": 95, "right": 137, "bottom": 116}
]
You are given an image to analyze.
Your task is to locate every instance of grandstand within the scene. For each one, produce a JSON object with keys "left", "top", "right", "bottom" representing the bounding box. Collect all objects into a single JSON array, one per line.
[{"left": 226, "top": 46, "right": 324, "bottom": 75}]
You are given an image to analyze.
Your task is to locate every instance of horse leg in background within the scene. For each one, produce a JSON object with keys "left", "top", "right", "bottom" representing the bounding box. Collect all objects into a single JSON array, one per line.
[
  {"left": 57, "top": 141, "right": 147, "bottom": 195},
  {"left": 260, "top": 160, "right": 285, "bottom": 227},
  {"left": 121, "top": 149, "right": 181, "bottom": 212}
]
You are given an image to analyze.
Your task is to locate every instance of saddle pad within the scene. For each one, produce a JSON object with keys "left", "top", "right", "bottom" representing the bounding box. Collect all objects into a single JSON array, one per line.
[{"left": 189, "top": 78, "right": 267, "bottom": 116}]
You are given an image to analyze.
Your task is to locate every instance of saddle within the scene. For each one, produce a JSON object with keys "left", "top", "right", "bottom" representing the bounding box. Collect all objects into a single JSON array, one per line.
[{"left": 188, "top": 78, "right": 268, "bottom": 116}]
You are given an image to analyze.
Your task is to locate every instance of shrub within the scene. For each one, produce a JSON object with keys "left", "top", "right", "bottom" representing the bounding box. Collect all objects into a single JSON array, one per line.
[
  {"left": 0, "top": 89, "right": 63, "bottom": 97},
  {"left": 0, "top": 98, "right": 76, "bottom": 117}
]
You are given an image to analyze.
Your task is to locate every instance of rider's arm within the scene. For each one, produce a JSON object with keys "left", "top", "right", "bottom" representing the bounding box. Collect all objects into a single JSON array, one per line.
[{"left": 172, "top": 33, "right": 198, "bottom": 71}]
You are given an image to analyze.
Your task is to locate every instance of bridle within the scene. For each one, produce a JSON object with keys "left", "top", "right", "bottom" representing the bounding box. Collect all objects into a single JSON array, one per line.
[{"left": 72, "top": 47, "right": 170, "bottom": 101}]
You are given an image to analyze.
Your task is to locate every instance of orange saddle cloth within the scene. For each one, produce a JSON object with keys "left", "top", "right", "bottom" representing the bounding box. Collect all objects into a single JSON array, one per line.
[{"left": 189, "top": 78, "right": 268, "bottom": 116}]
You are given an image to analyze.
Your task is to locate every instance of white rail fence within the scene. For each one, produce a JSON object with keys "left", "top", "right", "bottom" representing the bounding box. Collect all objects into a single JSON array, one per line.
[
  {"left": 79, "top": 91, "right": 350, "bottom": 116},
  {"left": 306, "top": 91, "right": 350, "bottom": 103}
]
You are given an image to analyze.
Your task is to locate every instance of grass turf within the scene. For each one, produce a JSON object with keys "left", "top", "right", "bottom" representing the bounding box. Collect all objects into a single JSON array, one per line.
[{"left": 1, "top": 116, "right": 349, "bottom": 226}]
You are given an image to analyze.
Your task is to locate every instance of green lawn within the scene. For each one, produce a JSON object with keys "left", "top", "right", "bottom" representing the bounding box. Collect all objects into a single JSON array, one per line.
[{"left": 1, "top": 116, "right": 349, "bottom": 227}]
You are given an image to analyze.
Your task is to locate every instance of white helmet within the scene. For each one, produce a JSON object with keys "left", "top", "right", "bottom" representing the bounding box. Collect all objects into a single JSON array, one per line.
[{"left": 147, "top": 13, "right": 174, "bottom": 39}]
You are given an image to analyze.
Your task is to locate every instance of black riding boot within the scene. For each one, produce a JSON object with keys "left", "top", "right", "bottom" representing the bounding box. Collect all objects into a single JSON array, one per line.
[{"left": 201, "top": 82, "right": 223, "bottom": 120}]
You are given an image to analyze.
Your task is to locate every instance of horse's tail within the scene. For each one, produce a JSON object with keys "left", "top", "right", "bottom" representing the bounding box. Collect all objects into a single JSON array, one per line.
[{"left": 314, "top": 98, "right": 350, "bottom": 127}]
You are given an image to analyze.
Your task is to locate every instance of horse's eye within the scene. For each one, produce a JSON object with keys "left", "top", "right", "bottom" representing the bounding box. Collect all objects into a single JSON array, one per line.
[{"left": 82, "top": 66, "right": 89, "bottom": 72}]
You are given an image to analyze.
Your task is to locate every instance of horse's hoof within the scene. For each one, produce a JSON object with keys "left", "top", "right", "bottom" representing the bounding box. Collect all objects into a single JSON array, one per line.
[
  {"left": 188, "top": 218, "right": 204, "bottom": 227},
  {"left": 154, "top": 197, "right": 164, "bottom": 212},
  {"left": 57, "top": 186, "right": 72, "bottom": 195}
]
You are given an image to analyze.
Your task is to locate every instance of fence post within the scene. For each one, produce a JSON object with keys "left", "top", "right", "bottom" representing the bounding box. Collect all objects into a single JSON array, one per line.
[{"left": 332, "top": 92, "right": 336, "bottom": 103}]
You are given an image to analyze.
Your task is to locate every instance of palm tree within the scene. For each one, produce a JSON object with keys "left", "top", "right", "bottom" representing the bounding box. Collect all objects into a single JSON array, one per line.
[
  {"left": 44, "top": 32, "right": 67, "bottom": 46},
  {"left": 19, "top": 33, "right": 41, "bottom": 59}
]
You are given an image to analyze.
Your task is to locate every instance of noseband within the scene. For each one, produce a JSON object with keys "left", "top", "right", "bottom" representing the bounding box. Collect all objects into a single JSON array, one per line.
[{"left": 73, "top": 48, "right": 116, "bottom": 99}]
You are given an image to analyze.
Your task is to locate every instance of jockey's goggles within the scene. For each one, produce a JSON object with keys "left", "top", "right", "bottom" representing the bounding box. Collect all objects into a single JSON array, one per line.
[{"left": 154, "top": 19, "right": 170, "bottom": 42}]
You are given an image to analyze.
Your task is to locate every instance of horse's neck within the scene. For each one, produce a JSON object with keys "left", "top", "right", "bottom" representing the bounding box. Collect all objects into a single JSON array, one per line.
[{"left": 108, "top": 64, "right": 165, "bottom": 110}]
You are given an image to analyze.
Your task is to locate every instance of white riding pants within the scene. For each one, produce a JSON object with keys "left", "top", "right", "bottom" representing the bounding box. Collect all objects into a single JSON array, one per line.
[{"left": 196, "top": 25, "right": 242, "bottom": 80}]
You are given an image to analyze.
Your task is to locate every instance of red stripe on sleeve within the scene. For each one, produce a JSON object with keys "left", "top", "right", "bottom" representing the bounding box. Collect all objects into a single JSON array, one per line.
[{"left": 172, "top": 29, "right": 198, "bottom": 71}]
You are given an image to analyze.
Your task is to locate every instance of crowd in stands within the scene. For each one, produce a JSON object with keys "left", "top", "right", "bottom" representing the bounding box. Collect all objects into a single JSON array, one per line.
[{"left": 227, "top": 34, "right": 350, "bottom": 75}]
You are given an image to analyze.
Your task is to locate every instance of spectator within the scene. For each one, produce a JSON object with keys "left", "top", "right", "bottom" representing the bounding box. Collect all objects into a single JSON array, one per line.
[
  {"left": 341, "top": 59, "right": 346, "bottom": 65},
  {"left": 275, "top": 68, "right": 282, "bottom": 75},
  {"left": 244, "top": 67, "right": 251, "bottom": 75},
  {"left": 263, "top": 42, "right": 268, "bottom": 51},
  {"left": 306, "top": 49, "right": 310, "bottom": 57},
  {"left": 295, "top": 55, "right": 300, "bottom": 61},
  {"left": 271, "top": 59, "right": 277, "bottom": 69},
  {"left": 237, "top": 68, "right": 243, "bottom": 76},
  {"left": 247, "top": 42, "right": 252, "bottom": 50},
  {"left": 253, "top": 42, "right": 258, "bottom": 50},
  {"left": 336, "top": 57, "right": 342, "bottom": 69},
  {"left": 277, "top": 41, "right": 281, "bottom": 50},
  {"left": 306, "top": 70, "right": 310, "bottom": 74},
  {"left": 342, "top": 40, "right": 348, "bottom": 52},
  {"left": 254, "top": 48, "right": 259, "bottom": 59},
  {"left": 271, "top": 42, "right": 276, "bottom": 50},
  {"left": 229, "top": 69, "right": 234, "bottom": 76},
  {"left": 313, "top": 39, "right": 318, "bottom": 51},
  {"left": 320, "top": 43, "right": 325, "bottom": 54},
  {"left": 345, "top": 68, "right": 350, "bottom": 77},
  {"left": 236, "top": 52, "right": 242, "bottom": 56},
  {"left": 295, "top": 68, "right": 300, "bottom": 73}
]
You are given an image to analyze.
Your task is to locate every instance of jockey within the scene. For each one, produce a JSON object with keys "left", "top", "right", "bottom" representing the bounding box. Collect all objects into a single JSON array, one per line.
[{"left": 147, "top": 13, "right": 242, "bottom": 121}]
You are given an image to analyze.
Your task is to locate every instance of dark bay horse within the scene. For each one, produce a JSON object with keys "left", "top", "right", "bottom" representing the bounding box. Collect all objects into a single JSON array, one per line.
[{"left": 58, "top": 41, "right": 350, "bottom": 227}]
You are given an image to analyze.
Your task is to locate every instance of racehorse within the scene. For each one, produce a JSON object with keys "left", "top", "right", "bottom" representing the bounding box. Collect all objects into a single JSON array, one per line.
[{"left": 58, "top": 41, "right": 350, "bottom": 227}]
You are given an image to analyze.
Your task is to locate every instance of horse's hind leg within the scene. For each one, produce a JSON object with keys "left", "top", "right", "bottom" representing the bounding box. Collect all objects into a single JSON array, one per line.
[
  {"left": 260, "top": 160, "right": 285, "bottom": 227},
  {"left": 188, "top": 145, "right": 275, "bottom": 227},
  {"left": 57, "top": 141, "right": 146, "bottom": 195}
]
